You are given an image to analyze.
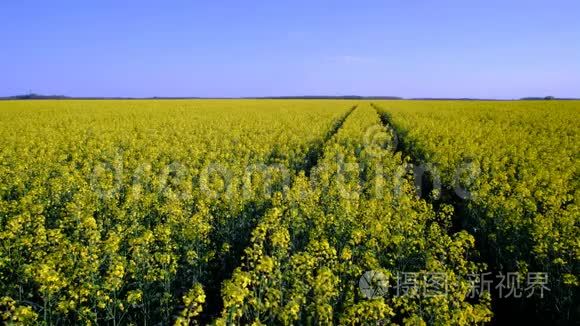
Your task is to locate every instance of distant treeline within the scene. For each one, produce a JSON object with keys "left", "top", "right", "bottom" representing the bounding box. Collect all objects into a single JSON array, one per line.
[
  {"left": 519, "top": 96, "right": 580, "bottom": 100},
  {"left": 2, "top": 94, "right": 69, "bottom": 100},
  {"left": 1, "top": 94, "right": 578, "bottom": 101},
  {"left": 245, "top": 96, "right": 403, "bottom": 100},
  {"left": 0, "top": 94, "right": 404, "bottom": 100}
]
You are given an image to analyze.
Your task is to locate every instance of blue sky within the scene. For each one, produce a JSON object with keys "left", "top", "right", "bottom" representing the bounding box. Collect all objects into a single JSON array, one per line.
[{"left": 1, "top": 0, "right": 579, "bottom": 98}]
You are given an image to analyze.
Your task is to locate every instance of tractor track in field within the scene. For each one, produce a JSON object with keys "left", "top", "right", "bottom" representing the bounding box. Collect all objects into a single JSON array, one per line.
[
  {"left": 199, "top": 104, "right": 358, "bottom": 322},
  {"left": 371, "top": 102, "right": 471, "bottom": 233},
  {"left": 302, "top": 105, "right": 358, "bottom": 176},
  {"left": 370, "top": 102, "right": 548, "bottom": 326}
]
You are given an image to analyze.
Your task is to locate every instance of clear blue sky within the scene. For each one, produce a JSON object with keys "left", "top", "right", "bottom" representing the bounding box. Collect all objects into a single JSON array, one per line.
[{"left": 1, "top": 0, "right": 579, "bottom": 98}]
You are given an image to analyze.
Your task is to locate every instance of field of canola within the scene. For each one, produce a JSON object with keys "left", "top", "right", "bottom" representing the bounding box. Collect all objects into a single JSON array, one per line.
[{"left": 0, "top": 100, "right": 577, "bottom": 325}]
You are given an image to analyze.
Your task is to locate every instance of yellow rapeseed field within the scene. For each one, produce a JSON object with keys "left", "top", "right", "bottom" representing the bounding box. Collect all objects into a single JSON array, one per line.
[{"left": 0, "top": 100, "right": 577, "bottom": 324}]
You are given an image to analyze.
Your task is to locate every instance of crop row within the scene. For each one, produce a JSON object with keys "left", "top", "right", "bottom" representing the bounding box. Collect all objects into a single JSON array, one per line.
[{"left": 374, "top": 100, "right": 579, "bottom": 323}]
